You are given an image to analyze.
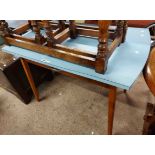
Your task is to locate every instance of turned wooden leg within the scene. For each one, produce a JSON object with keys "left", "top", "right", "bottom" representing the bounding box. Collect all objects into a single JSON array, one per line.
[
  {"left": 108, "top": 87, "right": 117, "bottom": 135},
  {"left": 21, "top": 59, "right": 40, "bottom": 101},
  {"left": 95, "top": 20, "right": 111, "bottom": 73}
]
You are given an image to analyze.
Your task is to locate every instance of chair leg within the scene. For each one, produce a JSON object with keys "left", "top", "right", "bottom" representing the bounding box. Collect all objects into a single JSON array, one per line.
[
  {"left": 21, "top": 59, "right": 40, "bottom": 101},
  {"left": 108, "top": 87, "right": 117, "bottom": 135}
]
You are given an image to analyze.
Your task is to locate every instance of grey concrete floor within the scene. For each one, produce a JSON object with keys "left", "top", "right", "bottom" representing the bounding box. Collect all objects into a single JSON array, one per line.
[{"left": 0, "top": 73, "right": 154, "bottom": 135}]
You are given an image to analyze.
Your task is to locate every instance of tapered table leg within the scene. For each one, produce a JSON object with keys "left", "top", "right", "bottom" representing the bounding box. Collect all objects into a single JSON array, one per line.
[
  {"left": 21, "top": 58, "right": 40, "bottom": 101},
  {"left": 108, "top": 87, "right": 117, "bottom": 135}
]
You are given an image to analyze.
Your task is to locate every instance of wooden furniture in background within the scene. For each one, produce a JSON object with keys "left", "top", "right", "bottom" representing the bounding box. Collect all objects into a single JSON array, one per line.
[
  {"left": 85, "top": 20, "right": 155, "bottom": 28},
  {"left": 0, "top": 20, "right": 128, "bottom": 74},
  {"left": 143, "top": 45, "right": 155, "bottom": 96},
  {"left": 85, "top": 20, "right": 155, "bottom": 40},
  {"left": 143, "top": 43, "right": 155, "bottom": 134},
  {"left": 143, "top": 103, "right": 155, "bottom": 135},
  {"left": 0, "top": 50, "right": 54, "bottom": 104},
  {"left": 128, "top": 20, "right": 155, "bottom": 28}
]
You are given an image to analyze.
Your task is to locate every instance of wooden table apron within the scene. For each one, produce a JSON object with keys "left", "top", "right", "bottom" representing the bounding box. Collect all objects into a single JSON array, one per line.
[{"left": 20, "top": 58, "right": 117, "bottom": 135}]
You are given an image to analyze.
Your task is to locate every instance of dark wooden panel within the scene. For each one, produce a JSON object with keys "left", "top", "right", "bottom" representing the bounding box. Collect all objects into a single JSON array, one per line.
[{"left": 0, "top": 51, "right": 54, "bottom": 104}]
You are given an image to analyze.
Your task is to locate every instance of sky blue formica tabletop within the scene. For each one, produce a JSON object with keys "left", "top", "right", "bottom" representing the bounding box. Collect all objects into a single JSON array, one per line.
[{"left": 2, "top": 27, "right": 151, "bottom": 90}]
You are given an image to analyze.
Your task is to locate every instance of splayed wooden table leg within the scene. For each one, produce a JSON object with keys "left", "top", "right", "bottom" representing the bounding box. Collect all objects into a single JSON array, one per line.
[
  {"left": 108, "top": 86, "right": 117, "bottom": 135},
  {"left": 21, "top": 58, "right": 40, "bottom": 101}
]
